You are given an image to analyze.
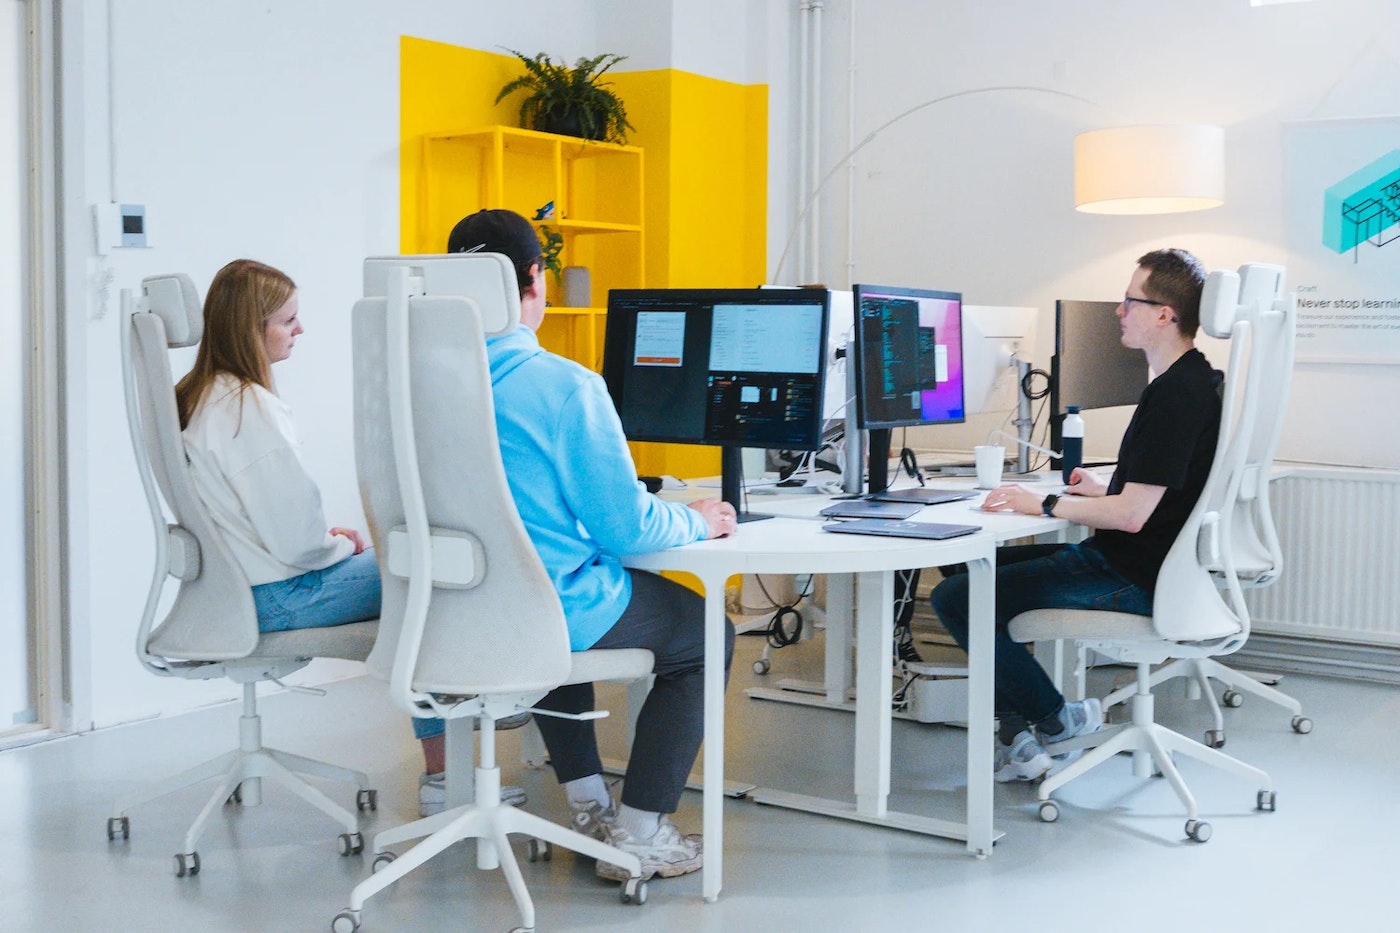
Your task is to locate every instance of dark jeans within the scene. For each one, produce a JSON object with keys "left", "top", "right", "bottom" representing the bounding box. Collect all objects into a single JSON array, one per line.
[
  {"left": 930, "top": 542, "right": 1152, "bottom": 729},
  {"left": 533, "top": 570, "right": 735, "bottom": 814}
]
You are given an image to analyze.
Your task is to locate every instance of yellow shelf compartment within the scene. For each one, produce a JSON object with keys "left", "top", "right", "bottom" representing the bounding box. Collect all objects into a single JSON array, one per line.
[
  {"left": 536, "top": 306, "right": 607, "bottom": 373},
  {"left": 420, "top": 125, "right": 644, "bottom": 251}
]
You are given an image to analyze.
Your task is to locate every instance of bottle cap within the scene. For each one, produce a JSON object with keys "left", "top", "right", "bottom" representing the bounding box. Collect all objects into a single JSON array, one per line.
[{"left": 1067, "top": 405, "right": 1081, "bottom": 413}]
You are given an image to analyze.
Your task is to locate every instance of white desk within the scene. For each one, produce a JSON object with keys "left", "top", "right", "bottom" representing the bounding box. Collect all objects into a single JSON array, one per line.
[
  {"left": 623, "top": 516, "right": 998, "bottom": 902},
  {"left": 742, "top": 486, "right": 1074, "bottom": 713}
]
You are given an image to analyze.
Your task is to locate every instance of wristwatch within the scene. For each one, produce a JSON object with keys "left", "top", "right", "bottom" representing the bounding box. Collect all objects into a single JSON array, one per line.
[{"left": 1041, "top": 493, "right": 1060, "bottom": 517}]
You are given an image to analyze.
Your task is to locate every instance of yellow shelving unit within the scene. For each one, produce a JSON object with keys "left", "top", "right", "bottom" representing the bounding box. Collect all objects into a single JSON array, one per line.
[{"left": 417, "top": 125, "right": 644, "bottom": 372}]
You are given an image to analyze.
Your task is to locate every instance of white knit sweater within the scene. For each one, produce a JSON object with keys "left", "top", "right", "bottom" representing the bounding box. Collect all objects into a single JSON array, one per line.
[{"left": 182, "top": 373, "right": 353, "bottom": 586}]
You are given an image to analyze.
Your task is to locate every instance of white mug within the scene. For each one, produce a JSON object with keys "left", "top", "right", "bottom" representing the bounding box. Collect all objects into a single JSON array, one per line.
[{"left": 974, "top": 445, "right": 1006, "bottom": 490}]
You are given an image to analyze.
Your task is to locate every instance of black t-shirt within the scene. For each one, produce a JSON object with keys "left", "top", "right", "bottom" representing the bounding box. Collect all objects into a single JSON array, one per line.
[{"left": 1085, "top": 348, "right": 1223, "bottom": 594}]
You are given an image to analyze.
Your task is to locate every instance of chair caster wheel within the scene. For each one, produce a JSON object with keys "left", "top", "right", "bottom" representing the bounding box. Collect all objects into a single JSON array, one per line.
[
  {"left": 753, "top": 658, "right": 771, "bottom": 675},
  {"left": 1038, "top": 801, "right": 1059, "bottom": 823},
  {"left": 1185, "top": 819, "right": 1212, "bottom": 842},
  {"left": 331, "top": 908, "right": 361, "bottom": 933},
  {"left": 106, "top": 816, "right": 130, "bottom": 841},
  {"left": 338, "top": 832, "right": 364, "bottom": 856},
  {"left": 526, "top": 838, "right": 552, "bottom": 863},
  {"left": 621, "top": 876, "right": 648, "bottom": 905},
  {"left": 1203, "top": 729, "right": 1226, "bottom": 749},
  {"left": 372, "top": 851, "right": 397, "bottom": 873},
  {"left": 1222, "top": 689, "right": 1243, "bottom": 708},
  {"left": 356, "top": 788, "right": 378, "bottom": 812},
  {"left": 1291, "top": 715, "right": 1312, "bottom": 734},
  {"left": 1257, "top": 789, "right": 1277, "bottom": 812},
  {"left": 174, "top": 851, "right": 200, "bottom": 877}
]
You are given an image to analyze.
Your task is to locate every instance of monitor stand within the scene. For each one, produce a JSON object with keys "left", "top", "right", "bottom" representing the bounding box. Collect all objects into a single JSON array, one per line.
[
  {"left": 866, "top": 428, "right": 892, "bottom": 495},
  {"left": 722, "top": 447, "right": 774, "bottom": 523}
]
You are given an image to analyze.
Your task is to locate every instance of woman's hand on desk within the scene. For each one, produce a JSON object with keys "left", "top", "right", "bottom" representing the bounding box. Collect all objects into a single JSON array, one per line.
[{"left": 689, "top": 498, "right": 739, "bottom": 539}]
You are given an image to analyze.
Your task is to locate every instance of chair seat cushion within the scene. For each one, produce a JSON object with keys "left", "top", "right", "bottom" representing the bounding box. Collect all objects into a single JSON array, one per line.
[
  {"left": 1008, "top": 609, "right": 1156, "bottom": 644},
  {"left": 249, "top": 619, "right": 380, "bottom": 662},
  {"left": 566, "top": 648, "right": 655, "bottom": 684}
]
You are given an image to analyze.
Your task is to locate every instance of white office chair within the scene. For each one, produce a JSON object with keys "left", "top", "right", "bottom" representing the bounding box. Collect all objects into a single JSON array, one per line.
[
  {"left": 333, "top": 256, "right": 650, "bottom": 933},
  {"left": 1099, "top": 264, "right": 1310, "bottom": 745},
  {"left": 1008, "top": 268, "right": 1291, "bottom": 842},
  {"left": 111, "top": 274, "right": 380, "bottom": 877}
]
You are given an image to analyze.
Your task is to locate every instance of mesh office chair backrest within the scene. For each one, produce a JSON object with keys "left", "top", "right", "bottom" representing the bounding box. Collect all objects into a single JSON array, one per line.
[
  {"left": 123, "top": 274, "right": 260, "bottom": 661},
  {"left": 1151, "top": 269, "right": 1288, "bottom": 644},
  {"left": 352, "top": 255, "right": 571, "bottom": 711}
]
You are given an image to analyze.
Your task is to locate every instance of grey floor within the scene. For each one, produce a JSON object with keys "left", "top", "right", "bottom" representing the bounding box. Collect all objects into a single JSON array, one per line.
[{"left": 2, "top": 630, "right": 1393, "bottom": 932}]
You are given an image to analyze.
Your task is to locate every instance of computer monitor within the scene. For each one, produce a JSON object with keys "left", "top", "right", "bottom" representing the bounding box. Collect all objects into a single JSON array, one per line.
[
  {"left": 852, "top": 284, "right": 965, "bottom": 492},
  {"left": 1050, "top": 298, "right": 1151, "bottom": 466},
  {"left": 603, "top": 288, "right": 831, "bottom": 521},
  {"left": 961, "top": 305, "right": 1039, "bottom": 415}
]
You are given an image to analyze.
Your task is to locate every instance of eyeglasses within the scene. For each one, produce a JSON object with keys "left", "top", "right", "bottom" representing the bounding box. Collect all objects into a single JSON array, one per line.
[{"left": 1122, "top": 294, "right": 1181, "bottom": 324}]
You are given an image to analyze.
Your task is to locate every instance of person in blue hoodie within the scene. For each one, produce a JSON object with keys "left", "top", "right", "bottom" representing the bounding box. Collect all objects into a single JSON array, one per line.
[{"left": 437, "top": 209, "right": 737, "bottom": 884}]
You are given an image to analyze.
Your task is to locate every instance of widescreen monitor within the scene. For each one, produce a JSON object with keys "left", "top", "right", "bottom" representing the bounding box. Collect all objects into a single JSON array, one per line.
[
  {"left": 852, "top": 284, "right": 965, "bottom": 492},
  {"left": 603, "top": 288, "right": 830, "bottom": 521},
  {"left": 1050, "top": 298, "right": 1151, "bottom": 466}
]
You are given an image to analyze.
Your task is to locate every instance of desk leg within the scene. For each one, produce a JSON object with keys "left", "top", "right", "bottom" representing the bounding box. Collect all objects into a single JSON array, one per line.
[
  {"left": 701, "top": 571, "right": 727, "bottom": 903},
  {"left": 825, "top": 573, "right": 854, "bottom": 704},
  {"left": 853, "top": 570, "right": 894, "bottom": 818},
  {"left": 965, "top": 554, "right": 995, "bottom": 858}
]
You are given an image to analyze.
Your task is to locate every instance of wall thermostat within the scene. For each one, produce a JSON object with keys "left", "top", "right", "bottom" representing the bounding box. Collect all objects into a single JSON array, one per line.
[{"left": 94, "top": 202, "right": 149, "bottom": 253}]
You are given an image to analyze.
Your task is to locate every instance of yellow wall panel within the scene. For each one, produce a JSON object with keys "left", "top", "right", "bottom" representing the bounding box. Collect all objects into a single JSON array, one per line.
[
  {"left": 400, "top": 37, "right": 521, "bottom": 252},
  {"left": 401, "top": 41, "right": 768, "bottom": 483}
]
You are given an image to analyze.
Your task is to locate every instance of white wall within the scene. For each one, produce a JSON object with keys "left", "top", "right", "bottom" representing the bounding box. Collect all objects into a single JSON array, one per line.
[
  {"left": 767, "top": 0, "right": 1400, "bottom": 466},
  {"left": 2, "top": 0, "right": 31, "bottom": 728},
  {"left": 62, "top": 1, "right": 766, "bottom": 731}
]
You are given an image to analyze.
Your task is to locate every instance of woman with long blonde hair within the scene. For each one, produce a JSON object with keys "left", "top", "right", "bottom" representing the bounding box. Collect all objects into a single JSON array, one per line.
[{"left": 176, "top": 258, "right": 380, "bottom": 632}]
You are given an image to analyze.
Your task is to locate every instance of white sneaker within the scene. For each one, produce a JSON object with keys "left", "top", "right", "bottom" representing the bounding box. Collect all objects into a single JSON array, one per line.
[
  {"left": 569, "top": 798, "right": 617, "bottom": 842},
  {"left": 1038, "top": 698, "right": 1104, "bottom": 761},
  {"left": 596, "top": 815, "right": 703, "bottom": 882},
  {"left": 418, "top": 772, "right": 527, "bottom": 817},
  {"left": 994, "top": 730, "right": 1053, "bottom": 783}
]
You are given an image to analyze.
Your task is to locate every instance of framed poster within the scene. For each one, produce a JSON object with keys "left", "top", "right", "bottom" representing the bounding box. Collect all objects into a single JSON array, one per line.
[{"left": 1284, "top": 116, "right": 1400, "bottom": 363}]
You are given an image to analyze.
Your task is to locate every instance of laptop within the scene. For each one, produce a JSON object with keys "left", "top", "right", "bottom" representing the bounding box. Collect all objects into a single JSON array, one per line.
[
  {"left": 822, "top": 519, "right": 982, "bottom": 540},
  {"left": 867, "top": 487, "right": 978, "bottom": 506},
  {"left": 818, "top": 500, "right": 924, "bottom": 520}
]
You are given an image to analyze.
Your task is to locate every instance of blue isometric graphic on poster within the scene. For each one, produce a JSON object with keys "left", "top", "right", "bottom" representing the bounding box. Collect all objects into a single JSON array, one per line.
[{"left": 1286, "top": 116, "right": 1400, "bottom": 363}]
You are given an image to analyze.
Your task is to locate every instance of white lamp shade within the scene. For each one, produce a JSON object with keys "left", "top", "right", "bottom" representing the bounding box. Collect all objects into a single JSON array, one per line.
[{"left": 1074, "top": 124, "right": 1225, "bottom": 215}]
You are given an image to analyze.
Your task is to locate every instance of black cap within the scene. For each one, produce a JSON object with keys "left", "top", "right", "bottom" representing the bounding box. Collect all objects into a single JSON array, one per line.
[{"left": 446, "top": 209, "right": 542, "bottom": 276}]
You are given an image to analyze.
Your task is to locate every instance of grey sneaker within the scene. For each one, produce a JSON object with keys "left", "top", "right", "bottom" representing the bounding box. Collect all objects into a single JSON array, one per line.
[
  {"left": 569, "top": 798, "right": 617, "bottom": 842},
  {"left": 596, "top": 815, "right": 703, "bottom": 882},
  {"left": 994, "top": 730, "right": 1053, "bottom": 783},
  {"left": 418, "top": 772, "right": 527, "bottom": 817},
  {"left": 1038, "top": 698, "right": 1104, "bottom": 760}
]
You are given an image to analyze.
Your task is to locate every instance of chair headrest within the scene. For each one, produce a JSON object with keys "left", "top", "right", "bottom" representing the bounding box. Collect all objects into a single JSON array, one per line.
[
  {"left": 1199, "top": 269, "right": 1241, "bottom": 339},
  {"left": 361, "top": 254, "right": 521, "bottom": 336},
  {"left": 1199, "top": 263, "right": 1288, "bottom": 340},
  {"left": 142, "top": 274, "right": 202, "bottom": 348}
]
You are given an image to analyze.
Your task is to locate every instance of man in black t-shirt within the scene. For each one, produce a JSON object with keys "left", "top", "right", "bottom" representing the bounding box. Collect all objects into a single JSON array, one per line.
[{"left": 931, "top": 249, "right": 1221, "bottom": 783}]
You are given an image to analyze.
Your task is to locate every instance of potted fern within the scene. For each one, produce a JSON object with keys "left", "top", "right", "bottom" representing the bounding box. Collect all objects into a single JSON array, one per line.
[{"left": 496, "top": 49, "right": 635, "bottom": 144}]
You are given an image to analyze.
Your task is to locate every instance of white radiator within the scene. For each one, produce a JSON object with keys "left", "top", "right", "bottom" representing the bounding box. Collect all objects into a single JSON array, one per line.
[{"left": 1246, "top": 467, "right": 1400, "bottom": 648}]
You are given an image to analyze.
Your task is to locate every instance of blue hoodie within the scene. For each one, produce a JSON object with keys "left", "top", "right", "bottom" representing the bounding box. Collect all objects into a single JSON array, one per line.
[{"left": 486, "top": 326, "right": 708, "bottom": 650}]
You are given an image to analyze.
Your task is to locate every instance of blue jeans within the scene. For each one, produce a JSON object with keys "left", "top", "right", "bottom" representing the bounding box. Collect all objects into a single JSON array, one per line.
[
  {"left": 930, "top": 542, "right": 1152, "bottom": 729},
  {"left": 252, "top": 549, "right": 382, "bottom": 633}
]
